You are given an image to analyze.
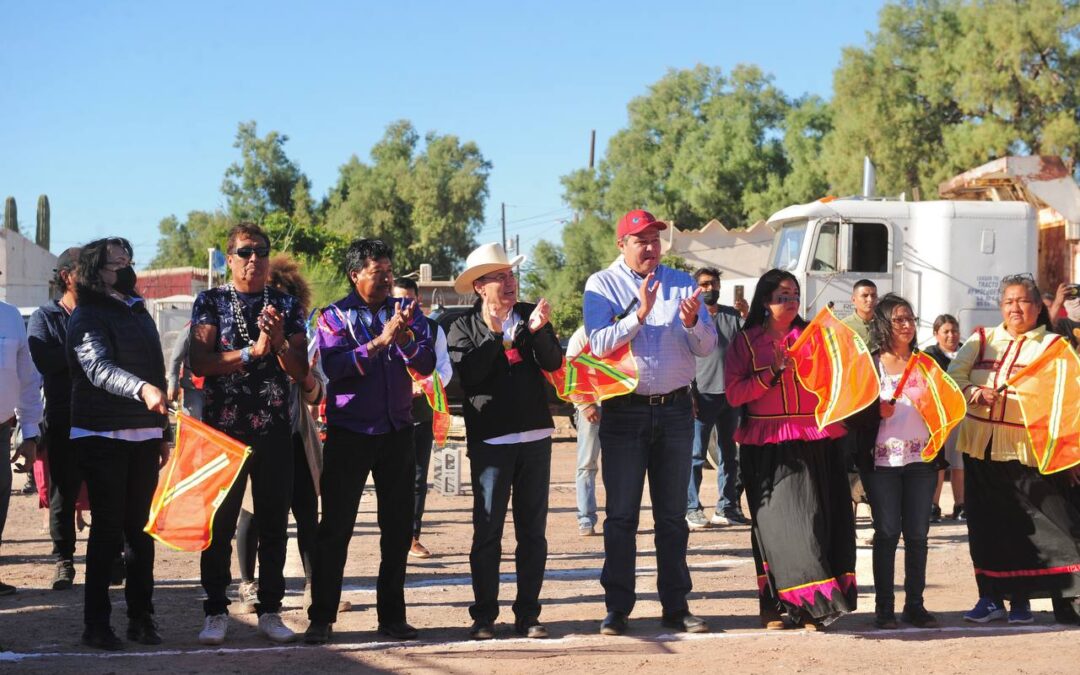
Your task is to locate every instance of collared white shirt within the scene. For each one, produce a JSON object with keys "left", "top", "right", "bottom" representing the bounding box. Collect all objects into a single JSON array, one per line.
[{"left": 0, "top": 301, "right": 43, "bottom": 437}]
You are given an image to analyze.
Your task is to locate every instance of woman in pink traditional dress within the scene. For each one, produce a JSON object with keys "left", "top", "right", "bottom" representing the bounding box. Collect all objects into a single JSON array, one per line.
[{"left": 725, "top": 268, "right": 856, "bottom": 631}]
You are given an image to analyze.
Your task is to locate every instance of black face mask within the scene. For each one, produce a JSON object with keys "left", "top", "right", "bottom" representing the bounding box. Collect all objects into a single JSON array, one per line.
[
  {"left": 701, "top": 290, "right": 720, "bottom": 306},
  {"left": 114, "top": 266, "right": 138, "bottom": 294}
]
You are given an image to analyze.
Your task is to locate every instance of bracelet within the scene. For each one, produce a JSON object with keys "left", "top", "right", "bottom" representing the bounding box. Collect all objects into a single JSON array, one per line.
[{"left": 240, "top": 347, "right": 252, "bottom": 364}]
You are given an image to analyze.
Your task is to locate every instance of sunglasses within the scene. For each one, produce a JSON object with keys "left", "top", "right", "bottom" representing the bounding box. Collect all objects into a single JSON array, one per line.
[{"left": 232, "top": 246, "right": 270, "bottom": 259}]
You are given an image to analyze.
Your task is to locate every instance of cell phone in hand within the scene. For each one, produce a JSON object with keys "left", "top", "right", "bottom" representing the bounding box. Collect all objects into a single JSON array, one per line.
[{"left": 734, "top": 285, "right": 745, "bottom": 304}]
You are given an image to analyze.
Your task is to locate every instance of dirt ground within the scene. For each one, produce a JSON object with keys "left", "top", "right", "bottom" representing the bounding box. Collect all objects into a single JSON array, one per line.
[{"left": 2, "top": 420, "right": 1078, "bottom": 673}]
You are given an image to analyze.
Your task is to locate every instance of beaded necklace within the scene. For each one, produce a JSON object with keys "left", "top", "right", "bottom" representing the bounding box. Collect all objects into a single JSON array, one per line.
[{"left": 227, "top": 283, "right": 270, "bottom": 347}]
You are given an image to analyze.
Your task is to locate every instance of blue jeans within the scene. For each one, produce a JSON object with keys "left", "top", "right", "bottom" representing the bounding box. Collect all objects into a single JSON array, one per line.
[
  {"left": 599, "top": 396, "right": 694, "bottom": 615},
  {"left": 575, "top": 409, "right": 601, "bottom": 527},
  {"left": 688, "top": 392, "right": 740, "bottom": 513},
  {"left": 468, "top": 437, "right": 552, "bottom": 623},
  {"left": 860, "top": 461, "right": 938, "bottom": 610}
]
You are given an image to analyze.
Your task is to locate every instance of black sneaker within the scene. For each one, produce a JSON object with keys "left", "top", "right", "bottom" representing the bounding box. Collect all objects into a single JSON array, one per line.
[
  {"left": 304, "top": 621, "right": 333, "bottom": 645},
  {"left": 82, "top": 625, "right": 124, "bottom": 651},
  {"left": 951, "top": 504, "right": 966, "bottom": 521},
  {"left": 126, "top": 615, "right": 163, "bottom": 645},
  {"left": 929, "top": 505, "right": 942, "bottom": 523},
  {"left": 53, "top": 560, "right": 76, "bottom": 590},
  {"left": 874, "top": 605, "right": 898, "bottom": 629},
  {"left": 901, "top": 605, "right": 939, "bottom": 628}
]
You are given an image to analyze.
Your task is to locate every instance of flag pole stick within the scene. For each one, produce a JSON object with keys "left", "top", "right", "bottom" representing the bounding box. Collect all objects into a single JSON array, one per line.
[{"left": 889, "top": 350, "right": 920, "bottom": 405}]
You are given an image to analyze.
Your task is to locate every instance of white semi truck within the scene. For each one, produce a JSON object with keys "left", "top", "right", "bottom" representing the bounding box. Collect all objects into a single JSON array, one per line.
[{"left": 717, "top": 198, "right": 1039, "bottom": 343}]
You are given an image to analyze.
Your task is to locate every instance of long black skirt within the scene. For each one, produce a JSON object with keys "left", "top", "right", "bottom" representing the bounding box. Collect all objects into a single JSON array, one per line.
[
  {"left": 965, "top": 454, "right": 1080, "bottom": 600},
  {"left": 741, "top": 438, "right": 857, "bottom": 619}
]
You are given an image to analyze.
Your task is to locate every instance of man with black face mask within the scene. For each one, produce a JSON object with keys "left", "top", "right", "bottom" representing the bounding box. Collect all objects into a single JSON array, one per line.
[{"left": 686, "top": 267, "right": 747, "bottom": 530}]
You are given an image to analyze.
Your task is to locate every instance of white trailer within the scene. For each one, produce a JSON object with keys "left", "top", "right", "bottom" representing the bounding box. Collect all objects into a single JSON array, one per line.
[{"left": 717, "top": 198, "right": 1038, "bottom": 343}]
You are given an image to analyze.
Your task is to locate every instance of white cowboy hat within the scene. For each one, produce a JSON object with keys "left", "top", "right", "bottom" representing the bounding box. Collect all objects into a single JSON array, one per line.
[{"left": 454, "top": 242, "right": 526, "bottom": 294}]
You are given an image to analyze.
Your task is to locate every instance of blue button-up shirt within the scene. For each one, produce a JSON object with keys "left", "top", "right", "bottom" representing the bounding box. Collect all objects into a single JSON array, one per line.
[
  {"left": 316, "top": 292, "right": 435, "bottom": 436},
  {"left": 584, "top": 259, "right": 717, "bottom": 395}
]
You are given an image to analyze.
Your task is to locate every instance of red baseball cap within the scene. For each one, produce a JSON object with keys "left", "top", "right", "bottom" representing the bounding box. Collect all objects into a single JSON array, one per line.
[{"left": 616, "top": 209, "right": 667, "bottom": 240}]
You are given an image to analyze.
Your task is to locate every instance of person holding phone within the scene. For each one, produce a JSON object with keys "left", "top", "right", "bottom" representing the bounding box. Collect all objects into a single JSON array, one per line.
[
  {"left": 305, "top": 239, "right": 435, "bottom": 645},
  {"left": 686, "top": 267, "right": 747, "bottom": 530}
]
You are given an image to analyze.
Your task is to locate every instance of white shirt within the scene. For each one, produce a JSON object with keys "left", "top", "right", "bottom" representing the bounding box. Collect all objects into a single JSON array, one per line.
[
  {"left": 874, "top": 361, "right": 930, "bottom": 467},
  {"left": 434, "top": 324, "right": 453, "bottom": 386},
  {"left": 485, "top": 310, "right": 554, "bottom": 446},
  {"left": 0, "top": 301, "right": 43, "bottom": 438}
]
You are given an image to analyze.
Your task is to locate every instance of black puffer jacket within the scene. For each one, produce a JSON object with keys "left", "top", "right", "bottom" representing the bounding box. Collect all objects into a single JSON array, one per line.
[
  {"left": 447, "top": 301, "right": 562, "bottom": 445},
  {"left": 67, "top": 289, "right": 167, "bottom": 432}
]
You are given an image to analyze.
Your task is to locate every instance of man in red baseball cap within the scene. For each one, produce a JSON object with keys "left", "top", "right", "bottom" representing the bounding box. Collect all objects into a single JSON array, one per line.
[
  {"left": 615, "top": 209, "right": 668, "bottom": 241},
  {"left": 583, "top": 209, "right": 716, "bottom": 637}
]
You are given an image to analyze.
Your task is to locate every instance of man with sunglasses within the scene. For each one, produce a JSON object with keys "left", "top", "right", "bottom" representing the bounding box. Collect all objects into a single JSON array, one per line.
[
  {"left": 583, "top": 210, "right": 717, "bottom": 636},
  {"left": 189, "top": 223, "right": 310, "bottom": 646}
]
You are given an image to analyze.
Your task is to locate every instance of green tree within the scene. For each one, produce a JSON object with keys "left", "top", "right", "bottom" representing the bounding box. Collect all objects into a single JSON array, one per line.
[
  {"left": 149, "top": 210, "right": 232, "bottom": 268},
  {"left": 526, "top": 64, "right": 828, "bottom": 335},
  {"left": 221, "top": 121, "right": 308, "bottom": 222},
  {"left": 823, "top": 0, "right": 1080, "bottom": 197},
  {"left": 324, "top": 120, "right": 491, "bottom": 277}
]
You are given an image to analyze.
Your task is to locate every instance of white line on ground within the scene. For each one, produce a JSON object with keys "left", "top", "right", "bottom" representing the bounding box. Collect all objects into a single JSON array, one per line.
[{"left": 1, "top": 623, "right": 1069, "bottom": 663}]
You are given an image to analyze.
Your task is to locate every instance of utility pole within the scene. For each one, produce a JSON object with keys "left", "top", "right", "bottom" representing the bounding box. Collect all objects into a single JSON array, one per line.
[
  {"left": 589, "top": 129, "right": 596, "bottom": 170},
  {"left": 501, "top": 202, "right": 506, "bottom": 251}
]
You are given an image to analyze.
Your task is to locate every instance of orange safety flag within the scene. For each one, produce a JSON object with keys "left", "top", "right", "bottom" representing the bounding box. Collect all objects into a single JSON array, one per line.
[
  {"left": 892, "top": 352, "right": 967, "bottom": 462},
  {"left": 787, "top": 307, "right": 879, "bottom": 430},
  {"left": 145, "top": 414, "right": 251, "bottom": 552},
  {"left": 409, "top": 368, "right": 451, "bottom": 448},
  {"left": 545, "top": 342, "right": 639, "bottom": 405},
  {"left": 1004, "top": 338, "right": 1080, "bottom": 475}
]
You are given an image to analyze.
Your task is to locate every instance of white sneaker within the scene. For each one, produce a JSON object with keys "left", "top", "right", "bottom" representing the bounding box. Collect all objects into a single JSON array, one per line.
[
  {"left": 199, "top": 613, "right": 229, "bottom": 645},
  {"left": 258, "top": 612, "right": 298, "bottom": 643},
  {"left": 686, "top": 509, "right": 709, "bottom": 530}
]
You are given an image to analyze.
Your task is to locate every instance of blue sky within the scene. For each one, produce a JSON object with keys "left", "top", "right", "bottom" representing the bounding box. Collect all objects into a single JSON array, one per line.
[{"left": 2, "top": 1, "right": 885, "bottom": 272}]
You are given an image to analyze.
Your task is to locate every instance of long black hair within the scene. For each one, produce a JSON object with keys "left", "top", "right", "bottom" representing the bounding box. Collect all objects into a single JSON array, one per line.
[
  {"left": 743, "top": 268, "right": 806, "bottom": 331},
  {"left": 76, "top": 237, "right": 133, "bottom": 302},
  {"left": 870, "top": 293, "right": 918, "bottom": 354}
]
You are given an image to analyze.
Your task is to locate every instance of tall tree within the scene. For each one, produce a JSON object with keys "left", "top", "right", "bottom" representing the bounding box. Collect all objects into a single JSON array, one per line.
[
  {"left": 527, "top": 64, "right": 829, "bottom": 335},
  {"left": 823, "top": 0, "right": 1080, "bottom": 197},
  {"left": 149, "top": 210, "right": 233, "bottom": 268},
  {"left": 221, "top": 121, "right": 308, "bottom": 222},
  {"left": 324, "top": 120, "right": 491, "bottom": 277}
]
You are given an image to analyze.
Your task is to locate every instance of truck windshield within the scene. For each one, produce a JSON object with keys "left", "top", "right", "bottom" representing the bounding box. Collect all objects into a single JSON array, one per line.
[{"left": 771, "top": 220, "right": 807, "bottom": 272}]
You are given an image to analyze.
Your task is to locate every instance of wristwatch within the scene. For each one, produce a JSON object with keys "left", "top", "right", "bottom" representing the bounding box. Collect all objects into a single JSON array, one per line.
[{"left": 240, "top": 347, "right": 252, "bottom": 364}]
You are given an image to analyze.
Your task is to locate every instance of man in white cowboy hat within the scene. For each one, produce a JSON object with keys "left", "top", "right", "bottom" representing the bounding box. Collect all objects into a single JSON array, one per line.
[
  {"left": 447, "top": 242, "right": 563, "bottom": 640},
  {"left": 583, "top": 209, "right": 717, "bottom": 636}
]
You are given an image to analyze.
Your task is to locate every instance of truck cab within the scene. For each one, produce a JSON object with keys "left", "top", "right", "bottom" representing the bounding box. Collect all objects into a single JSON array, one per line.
[{"left": 719, "top": 198, "right": 1038, "bottom": 343}]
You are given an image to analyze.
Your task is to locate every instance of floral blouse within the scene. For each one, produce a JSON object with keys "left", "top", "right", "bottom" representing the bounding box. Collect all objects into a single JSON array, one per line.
[{"left": 191, "top": 286, "right": 305, "bottom": 442}]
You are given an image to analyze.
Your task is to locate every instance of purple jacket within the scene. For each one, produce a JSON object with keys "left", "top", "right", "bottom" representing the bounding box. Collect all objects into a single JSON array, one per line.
[{"left": 316, "top": 292, "right": 435, "bottom": 436}]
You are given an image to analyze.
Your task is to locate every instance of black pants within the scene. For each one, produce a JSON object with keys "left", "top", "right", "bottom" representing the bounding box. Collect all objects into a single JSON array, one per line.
[
  {"left": 412, "top": 420, "right": 434, "bottom": 539},
  {"left": 47, "top": 422, "right": 82, "bottom": 562},
  {"left": 75, "top": 435, "right": 159, "bottom": 628},
  {"left": 468, "top": 437, "right": 552, "bottom": 623},
  {"left": 308, "top": 425, "right": 414, "bottom": 625},
  {"left": 238, "top": 433, "right": 319, "bottom": 583},
  {"left": 200, "top": 430, "right": 294, "bottom": 616}
]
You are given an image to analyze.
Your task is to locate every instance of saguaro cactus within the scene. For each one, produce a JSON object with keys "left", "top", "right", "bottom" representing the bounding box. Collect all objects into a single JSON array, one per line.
[
  {"left": 36, "top": 194, "right": 50, "bottom": 249},
  {"left": 3, "top": 196, "right": 16, "bottom": 232}
]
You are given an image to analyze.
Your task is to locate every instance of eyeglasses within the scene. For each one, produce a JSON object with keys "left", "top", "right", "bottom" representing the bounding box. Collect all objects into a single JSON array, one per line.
[
  {"left": 103, "top": 258, "right": 132, "bottom": 271},
  {"left": 232, "top": 246, "right": 271, "bottom": 259},
  {"left": 479, "top": 270, "right": 515, "bottom": 284},
  {"left": 891, "top": 316, "right": 919, "bottom": 327},
  {"left": 772, "top": 294, "right": 800, "bottom": 304}
]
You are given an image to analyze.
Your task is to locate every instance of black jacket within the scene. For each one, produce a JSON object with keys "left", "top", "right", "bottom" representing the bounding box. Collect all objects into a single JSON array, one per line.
[
  {"left": 28, "top": 301, "right": 73, "bottom": 427},
  {"left": 66, "top": 290, "right": 167, "bottom": 432},
  {"left": 447, "top": 301, "right": 562, "bottom": 445},
  {"left": 847, "top": 351, "right": 947, "bottom": 473}
]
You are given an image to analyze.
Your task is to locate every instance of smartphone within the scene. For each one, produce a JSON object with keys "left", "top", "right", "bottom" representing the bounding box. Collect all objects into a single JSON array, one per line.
[{"left": 734, "top": 285, "right": 745, "bottom": 304}]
